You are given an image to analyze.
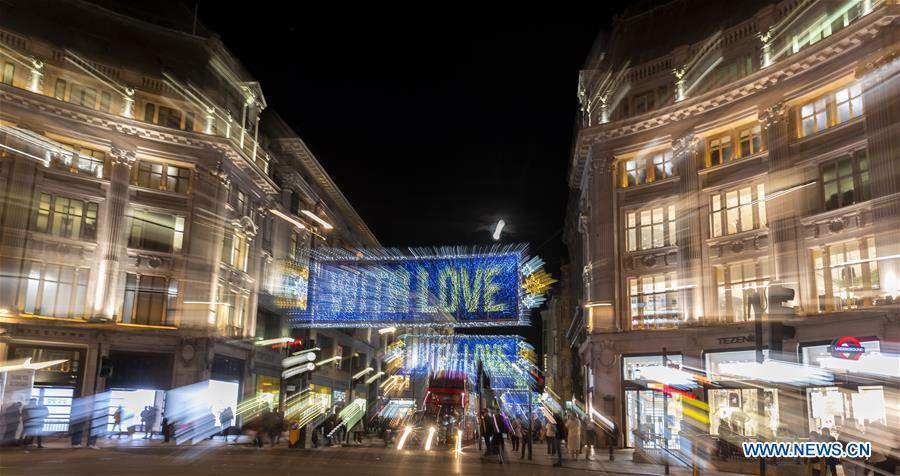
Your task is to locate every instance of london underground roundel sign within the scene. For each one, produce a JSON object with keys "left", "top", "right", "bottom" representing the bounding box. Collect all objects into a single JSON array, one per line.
[{"left": 829, "top": 336, "right": 866, "bottom": 360}]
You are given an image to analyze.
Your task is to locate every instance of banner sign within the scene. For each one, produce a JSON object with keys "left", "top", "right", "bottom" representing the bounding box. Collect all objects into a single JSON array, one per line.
[{"left": 291, "top": 252, "right": 524, "bottom": 327}]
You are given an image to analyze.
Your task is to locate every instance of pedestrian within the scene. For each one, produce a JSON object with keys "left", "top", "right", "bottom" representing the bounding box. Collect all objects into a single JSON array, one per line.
[
  {"left": 219, "top": 406, "right": 234, "bottom": 441},
  {"left": 511, "top": 418, "right": 520, "bottom": 452},
  {"left": 545, "top": 418, "right": 556, "bottom": 455},
  {"left": 819, "top": 427, "right": 839, "bottom": 476},
  {"left": 585, "top": 421, "right": 597, "bottom": 460},
  {"left": 553, "top": 413, "right": 566, "bottom": 467},
  {"left": 22, "top": 397, "right": 48, "bottom": 449},
  {"left": 519, "top": 418, "right": 532, "bottom": 460},
  {"left": 143, "top": 406, "right": 157, "bottom": 439},
  {"left": 111, "top": 405, "right": 124, "bottom": 438},
  {"left": 161, "top": 416, "right": 172, "bottom": 443},
  {"left": 566, "top": 413, "right": 582, "bottom": 460}
]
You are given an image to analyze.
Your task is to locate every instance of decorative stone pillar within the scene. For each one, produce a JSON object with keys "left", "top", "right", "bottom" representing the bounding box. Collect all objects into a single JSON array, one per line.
[
  {"left": 121, "top": 88, "right": 135, "bottom": 118},
  {"left": 91, "top": 145, "right": 135, "bottom": 320},
  {"left": 762, "top": 102, "right": 804, "bottom": 310},
  {"left": 860, "top": 57, "right": 900, "bottom": 297},
  {"left": 0, "top": 135, "right": 39, "bottom": 309},
  {"left": 180, "top": 159, "right": 230, "bottom": 329},
  {"left": 28, "top": 59, "right": 43, "bottom": 93},
  {"left": 673, "top": 133, "right": 702, "bottom": 321},
  {"left": 587, "top": 153, "right": 617, "bottom": 331}
]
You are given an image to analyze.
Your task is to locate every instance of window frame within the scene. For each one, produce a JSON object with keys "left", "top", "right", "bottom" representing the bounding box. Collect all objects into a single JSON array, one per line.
[
  {"left": 121, "top": 273, "right": 178, "bottom": 326},
  {"left": 798, "top": 82, "right": 864, "bottom": 138},
  {"left": 627, "top": 272, "right": 680, "bottom": 329},
  {"left": 133, "top": 160, "right": 191, "bottom": 193},
  {"left": 811, "top": 236, "right": 880, "bottom": 312},
  {"left": 821, "top": 151, "right": 870, "bottom": 211},
  {"left": 18, "top": 260, "right": 90, "bottom": 318},
  {"left": 127, "top": 208, "right": 186, "bottom": 254},
  {"left": 709, "top": 184, "right": 767, "bottom": 238},
  {"left": 706, "top": 123, "right": 764, "bottom": 168},
  {"left": 619, "top": 149, "right": 676, "bottom": 188},
  {"left": 35, "top": 192, "right": 99, "bottom": 241},
  {"left": 715, "top": 259, "right": 770, "bottom": 322},
  {"left": 624, "top": 205, "right": 677, "bottom": 252}
]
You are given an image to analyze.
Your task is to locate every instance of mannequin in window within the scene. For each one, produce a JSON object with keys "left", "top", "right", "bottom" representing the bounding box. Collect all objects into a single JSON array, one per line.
[{"left": 745, "top": 285, "right": 767, "bottom": 321}]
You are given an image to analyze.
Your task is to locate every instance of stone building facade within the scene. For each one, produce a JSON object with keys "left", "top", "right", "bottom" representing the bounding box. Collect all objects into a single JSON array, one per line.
[
  {"left": 0, "top": 0, "right": 380, "bottom": 434},
  {"left": 567, "top": 0, "right": 899, "bottom": 452}
]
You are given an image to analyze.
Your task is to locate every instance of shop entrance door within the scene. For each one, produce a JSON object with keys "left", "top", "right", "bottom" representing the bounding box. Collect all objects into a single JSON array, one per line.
[
  {"left": 625, "top": 389, "right": 682, "bottom": 450},
  {"left": 106, "top": 389, "right": 166, "bottom": 436}
]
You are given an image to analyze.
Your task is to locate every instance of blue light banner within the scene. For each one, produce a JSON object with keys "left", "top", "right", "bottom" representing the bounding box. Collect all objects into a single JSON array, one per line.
[{"left": 290, "top": 252, "right": 524, "bottom": 327}]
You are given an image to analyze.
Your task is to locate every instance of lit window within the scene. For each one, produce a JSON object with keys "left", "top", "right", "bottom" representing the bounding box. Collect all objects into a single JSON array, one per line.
[
  {"left": 822, "top": 152, "right": 870, "bottom": 211},
  {"left": 716, "top": 260, "right": 769, "bottom": 322},
  {"left": 624, "top": 206, "right": 676, "bottom": 251},
  {"left": 2, "top": 63, "right": 14, "bottom": 85},
  {"left": 801, "top": 98, "right": 828, "bottom": 136},
  {"left": 835, "top": 84, "right": 863, "bottom": 123},
  {"left": 222, "top": 232, "right": 250, "bottom": 272},
  {"left": 710, "top": 185, "right": 766, "bottom": 237},
  {"left": 135, "top": 161, "right": 191, "bottom": 193},
  {"left": 57, "top": 142, "right": 106, "bottom": 178},
  {"left": 812, "top": 237, "right": 882, "bottom": 312},
  {"left": 19, "top": 261, "right": 89, "bottom": 318},
  {"left": 628, "top": 272, "right": 680, "bottom": 329},
  {"left": 652, "top": 150, "right": 674, "bottom": 180},
  {"left": 708, "top": 135, "right": 732, "bottom": 166},
  {"left": 738, "top": 125, "right": 762, "bottom": 157},
  {"left": 35, "top": 193, "right": 98, "bottom": 241},
  {"left": 800, "top": 83, "right": 864, "bottom": 137}
]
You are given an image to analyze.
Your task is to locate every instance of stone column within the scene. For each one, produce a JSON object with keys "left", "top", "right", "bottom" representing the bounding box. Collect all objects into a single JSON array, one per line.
[
  {"left": 673, "top": 134, "right": 703, "bottom": 321},
  {"left": 0, "top": 136, "right": 39, "bottom": 309},
  {"left": 180, "top": 160, "right": 230, "bottom": 329},
  {"left": 586, "top": 153, "right": 617, "bottom": 331},
  {"left": 762, "top": 102, "right": 804, "bottom": 309},
  {"left": 91, "top": 145, "right": 135, "bottom": 320},
  {"left": 860, "top": 58, "right": 900, "bottom": 297}
]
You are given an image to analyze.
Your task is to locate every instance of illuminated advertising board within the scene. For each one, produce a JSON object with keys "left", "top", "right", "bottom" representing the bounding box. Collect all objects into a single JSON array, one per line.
[{"left": 290, "top": 251, "right": 524, "bottom": 327}]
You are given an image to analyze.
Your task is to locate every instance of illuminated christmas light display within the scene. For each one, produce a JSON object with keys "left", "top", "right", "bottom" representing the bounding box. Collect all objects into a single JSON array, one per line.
[
  {"left": 393, "top": 334, "right": 537, "bottom": 391},
  {"left": 287, "top": 245, "right": 553, "bottom": 328}
]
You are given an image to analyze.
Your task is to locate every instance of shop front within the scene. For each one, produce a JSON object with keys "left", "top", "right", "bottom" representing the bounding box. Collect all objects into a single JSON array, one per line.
[
  {"left": 6, "top": 343, "right": 85, "bottom": 433},
  {"left": 703, "top": 348, "right": 780, "bottom": 439},
  {"left": 622, "top": 354, "right": 686, "bottom": 449},
  {"left": 800, "top": 338, "right": 895, "bottom": 433},
  {"left": 105, "top": 350, "right": 174, "bottom": 435},
  {"left": 209, "top": 355, "right": 244, "bottom": 427}
]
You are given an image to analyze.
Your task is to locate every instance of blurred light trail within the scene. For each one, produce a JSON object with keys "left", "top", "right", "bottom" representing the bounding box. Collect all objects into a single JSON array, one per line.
[
  {"left": 424, "top": 426, "right": 436, "bottom": 451},
  {"left": 396, "top": 425, "right": 413, "bottom": 450}
]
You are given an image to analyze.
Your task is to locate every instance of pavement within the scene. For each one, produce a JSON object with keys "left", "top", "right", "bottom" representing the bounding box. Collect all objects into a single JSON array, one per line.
[{"left": 0, "top": 435, "right": 750, "bottom": 475}]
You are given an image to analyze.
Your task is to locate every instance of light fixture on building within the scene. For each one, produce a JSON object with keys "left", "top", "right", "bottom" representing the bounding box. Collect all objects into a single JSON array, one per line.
[{"left": 301, "top": 210, "right": 333, "bottom": 230}]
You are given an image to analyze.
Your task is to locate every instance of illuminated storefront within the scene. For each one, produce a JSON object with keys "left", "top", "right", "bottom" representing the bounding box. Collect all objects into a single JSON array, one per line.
[
  {"left": 623, "top": 354, "right": 686, "bottom": 449},
  {"left": 801, "top": 339, "right": 893, "bottom": 433},
  {"left": 255, "top": 375, "right": 280, "bottom": 409},
  {"left": 8, "top": 344, "right": 84, "bottom": 432},
  {"left": 704, "top": 349, "right": 779, "bottom": 438}
]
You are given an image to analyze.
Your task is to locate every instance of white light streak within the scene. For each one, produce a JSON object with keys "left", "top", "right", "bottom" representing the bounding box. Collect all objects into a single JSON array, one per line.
[
  {"left": 282, "top": 352, "right": 317, "bottom": 368},
  {"left": 378, "top": 326, "right": 397, "bottom": 335},
  {"left": 397, "top": 426, "right": 413, "bottom": 450},
  {"left": 315, "top": 355, "right": 342, "bottom": 366},
  {"left": 365, "top": 371, "right": 385, "bottom": 384},
  {"left": 424, "top": 426, "right": 436, "bottom": 451},
  {"left": 270, "top": 208, "right": 307, "bottom": 230},
  {"left": 352, "top": 367, "right": 374, "bottom": 379},
  {"left": 254, "top": 337, "right": 295, "bottom": 346},
  {"left": 301, "top": 210, "right": 334, "bottom": 230},
  {"left": 282, "top": 362, "right": 316, "bottom": 379}
]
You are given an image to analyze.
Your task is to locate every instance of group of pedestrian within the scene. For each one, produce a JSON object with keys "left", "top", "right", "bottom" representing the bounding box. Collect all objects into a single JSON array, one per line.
[
  {"left": 809, "top": 419, "right": 897, "bottom": 476},
  {"left": 0, "top": 398, "right": 50, "bottom": 449}
]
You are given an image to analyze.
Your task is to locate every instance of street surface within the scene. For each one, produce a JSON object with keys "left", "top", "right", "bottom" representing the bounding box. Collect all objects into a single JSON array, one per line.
[{"left": 0, "top": 439, "right": 745, "bottom": 476}]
